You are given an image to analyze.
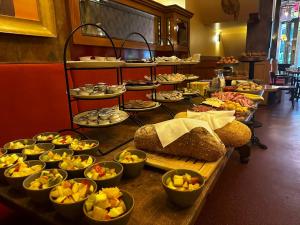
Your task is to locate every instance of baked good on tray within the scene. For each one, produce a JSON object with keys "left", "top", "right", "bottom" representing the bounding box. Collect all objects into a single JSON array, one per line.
[
  {"left": 125, "top": 80, "right": 158, "bottom": 86},
  {"left": 214, "top": 120, "right": 251, "bottom": 147},
  {"left": 174, "top": 112, "right": 251, "bottom": 147},
  {"left": 134, "top": 125, "right": 226, "bottom": 162},
  {"left": 124, "top": 100, "right": 156, "bottom": 109}
]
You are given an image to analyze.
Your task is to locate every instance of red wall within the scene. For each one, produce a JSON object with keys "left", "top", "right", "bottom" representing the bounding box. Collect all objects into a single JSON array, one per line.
[{"left": 0, "top": 64, "right": 172, "bottom": 146}]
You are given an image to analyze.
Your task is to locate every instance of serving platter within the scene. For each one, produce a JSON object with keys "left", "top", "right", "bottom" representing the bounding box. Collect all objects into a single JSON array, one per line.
[
  {"left": 126, "top": 84, "right": 160, "bottom": 91},
  {"left": 73, "top": 110, "right": 129, "bottom": 128},
  {"left": 123, "top": 102, "right": 161, "bottom": 112},
  {"left": 158, "top": 80, "right": 185, "bottom": 85},
  {"left": 66, "top": 61, "right": 125, "bottom": 69},
  {"left": 70, "top": 90, "right": 126, "bottom": 100},
  {"left": 146, "top": 93, "right": 184, "bottom": 103},
  {"left": 185, "top": 75, "right": 199, "bottom": 81}
]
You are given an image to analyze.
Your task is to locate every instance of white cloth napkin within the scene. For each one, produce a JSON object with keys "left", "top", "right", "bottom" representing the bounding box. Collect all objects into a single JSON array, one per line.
[
  {"left": 186, "top": 110, "right": 235, "bottom": 130},
  {"left": 154, "top": 118, "right": 221, "bottom": 148}
]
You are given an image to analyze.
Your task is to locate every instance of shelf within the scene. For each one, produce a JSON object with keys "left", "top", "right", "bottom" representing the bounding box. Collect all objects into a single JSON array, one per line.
[
  {"left": 124, "top": 102, "right": 161, "bottom": 112},
  {"left": 156, "top": 61, "right": 182, "bottom": 66},
  {"left": 66, "top": 60, "right": 125, "bottom": 69},
  {"left": 158, "top": 80, "right": 185, "bottom": 85},
  {"left": 73, "top": 109, "right": 129, "bottom": 128},
  {"left": 123, "top": 62, "right": 157, "bottom": 67},
  {"left": 180, "top": 61, "right": 200, "bottom": 65},
  {"left": 70, "top": 90, "right": 125, "bottom": 100},
  {"left": 126, "top": 84, "right": 160, "bottom": 91}
]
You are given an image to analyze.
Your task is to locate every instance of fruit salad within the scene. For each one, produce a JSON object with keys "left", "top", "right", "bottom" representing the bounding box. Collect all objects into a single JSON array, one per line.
[
  {"left": 6, "top": 162, "right": 43, "bottom": 177},
  {"left": 85, "top": 187, "right": 126, "bottom": 220},
  {"left": 118, "top": 150, "right": 143, "bottom": 163},
  {"left": 50, "top": 179, "right": 95, "bottom": 204},
  {"left": 36, "top": 133, "right": 58, "bottom": 142},
  {"left": 7, "top": 141, "right": 28, "bottom": 149},
  {"left": 60, "top": 156, "right": 93, "bottom": 170},
  {"left": 86, "top": 164, "right": 117, "bottom": 180},
  {"left": 69, "top": 140, "right": 97, "bottom": 151},
  {"left": 0, "top": 154, "right": 24, "bottom": 168},
  {"left": 40, "top": 151, "right": 70, "bottom": 162},
  {"left": 23, "top": 145, "right": 46, "bottom": 155},
  {"left": 166, "top": 173, "right": 201, "bottom": 191},
  {"left": 28, "top": 169, "right": 64, "bottom": 190},
  {"left": 52, "top": 135, "right": 77, "bottom": 145}
]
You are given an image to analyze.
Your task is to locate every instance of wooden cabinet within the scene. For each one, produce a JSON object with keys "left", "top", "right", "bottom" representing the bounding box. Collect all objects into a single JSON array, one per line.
[{"left": 67, "top": 0, "right": 193, "bottom": 53}]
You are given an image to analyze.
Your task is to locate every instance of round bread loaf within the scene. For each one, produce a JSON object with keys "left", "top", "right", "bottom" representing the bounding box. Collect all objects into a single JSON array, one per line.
[
  {"left": 215, "top": 120, "right": 251, "bottom": 147},
  {"left": 174, "top": 112, "right": 251, "bottom": 147}
]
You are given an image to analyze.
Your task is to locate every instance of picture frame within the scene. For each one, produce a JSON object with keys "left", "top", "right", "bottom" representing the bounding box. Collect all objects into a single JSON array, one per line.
[{"left": 0, "top": 0, "right": 57, "bottom": 37}]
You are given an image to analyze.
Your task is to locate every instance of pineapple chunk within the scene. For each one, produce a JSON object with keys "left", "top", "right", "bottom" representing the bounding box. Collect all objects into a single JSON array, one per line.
[
  {"left": 173, "top": 175, "right": 184, "bottom": 187},
  {"left": 108, "top": 206, "right": 124, "bottom": 218}
]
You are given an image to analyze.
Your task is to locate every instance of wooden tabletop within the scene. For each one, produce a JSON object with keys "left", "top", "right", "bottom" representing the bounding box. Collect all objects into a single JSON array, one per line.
[{"left": 0, "top": 142, "right": 233, "bottom": 225}]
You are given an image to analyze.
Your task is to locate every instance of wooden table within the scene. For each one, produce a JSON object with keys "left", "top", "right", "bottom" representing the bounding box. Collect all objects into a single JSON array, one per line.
[{"left": 0, "top": 142, "right": 234, "bottom": 225}]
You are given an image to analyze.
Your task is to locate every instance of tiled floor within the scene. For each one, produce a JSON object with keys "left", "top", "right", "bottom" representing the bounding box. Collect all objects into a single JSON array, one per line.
[{"left": 1, "top": 95, "right": 300, "bottom": 225}]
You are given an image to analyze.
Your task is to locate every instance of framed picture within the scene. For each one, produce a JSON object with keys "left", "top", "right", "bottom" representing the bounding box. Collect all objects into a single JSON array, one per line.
[{"left": 0, "top": 0, "right": 57, "bottom": 37}]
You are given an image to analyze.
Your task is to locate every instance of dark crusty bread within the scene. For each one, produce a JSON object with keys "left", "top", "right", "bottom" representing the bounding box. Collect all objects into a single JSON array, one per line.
[
  {"left": 134, "top": 125, "right": 226, "bottom": 162},
  {"left": 175, "top": 112, "right": 251, "bottom": 147}
]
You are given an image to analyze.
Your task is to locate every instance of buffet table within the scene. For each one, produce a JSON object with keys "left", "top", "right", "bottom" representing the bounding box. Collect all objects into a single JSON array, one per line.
[{"left": 0, "top": 142, "right": 234, "bottom": 225}]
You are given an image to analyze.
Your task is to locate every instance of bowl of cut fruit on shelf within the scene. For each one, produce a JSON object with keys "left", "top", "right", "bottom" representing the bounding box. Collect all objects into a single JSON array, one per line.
[
  {"left": 4, "top": 160, "right": 45, "bottom": 190},
  {"left": 23, "top": 168, "right": 68, "bottom": 204},
  {"left": 84, "top": 161, "right": 123, "bottom": 188},
  {"left": 4, "top": 139, "right": 36, "bottom": 153},
  {"left": 162, "top": 169, "right": 205, "bottom": 208},
  {"left": 83, "top": 187, "right": 134, "bottom": 225},
  {"left": 59, "top": 155, "right": 95, "bottom": 178},
  {"left": 52, "top": 135, "right": 80, "bottom": 148},
  {"left": 33, "top": 132, "right": 60, "bottom": 143},
  {"left": 39, "top": 149, "right": 74, "bottom": 168},
  {"left": 69, "top": 139, "right": 99, "bottom": 155},
  {"left": 114, "top": 150, "right": 146, "bottom": 178},
  {"left": 49, "top": 178, "right": 97, "bottom": 220}
]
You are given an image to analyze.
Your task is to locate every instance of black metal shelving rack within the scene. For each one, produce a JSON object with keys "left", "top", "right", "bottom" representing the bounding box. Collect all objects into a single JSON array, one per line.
[
  {"left": 62, "top": 23, "right": 130, "bottom": 154},
  {"left": 119, "top": 32, "right": 160, "bottom": 126}
]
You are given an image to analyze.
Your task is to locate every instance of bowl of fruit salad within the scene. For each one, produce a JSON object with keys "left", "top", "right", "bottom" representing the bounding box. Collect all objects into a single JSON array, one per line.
[
  {"left": 22, "top": 143, "right": 55, "bottom": 160},
  {"left": 114, "top": 150, "right": 146, "bottom": 178},
  {"left": 52, "top": 135, "right": 80, "bottom": 148},
  {"left": 4, "top": 160, "right": 45, "bottom": 190},
  {"left": 4, "top": 139, "right": 36, "bottom": 153},
  {"left": 84, "top": 161, "right": 123, "bottom": 188},
  {"left": 69, "top": 139, "right": 99, "bottom": 155},
  {"left": 49, "top": 178, "right": 97, "bottom": 220},
  {"left": 83, "top": 187, "right": 134, "bottom": 225},
  {"left": 0, "top": 153, "right": 26, "bottom": 183},
  {"left": 33, "top": 132, "right": 60, "bottom": 143},
  {"left": 23, "top": 169, "right": 68, "bottom": 204},
  {"left": 39, "top": 149, "right": 74, "bottom": 168},
  {"left": 59, "top": 155, "right": 95, "bottom": 178},
  {"left": 162, "top": 169, "right": 205, "bottom": 208}
]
